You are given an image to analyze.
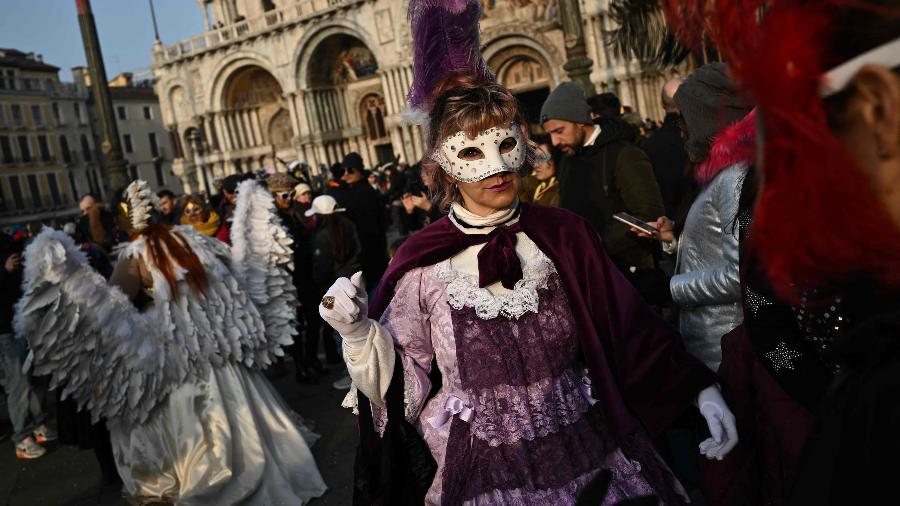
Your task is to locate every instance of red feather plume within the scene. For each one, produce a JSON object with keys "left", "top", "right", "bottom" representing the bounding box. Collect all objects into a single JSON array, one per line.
[{"left": 663, "top": 0, "right": 900, "bottom": 300}]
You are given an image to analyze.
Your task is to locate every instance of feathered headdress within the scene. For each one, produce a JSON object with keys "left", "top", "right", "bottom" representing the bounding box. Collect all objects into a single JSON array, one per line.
[
  {"left": 662, "top": 0, "right": 900, "bottom": 299},
  {"left": 406, "top": 0, "right": 494, "bottom": 119},
  {"left": 125, "top": 180, "right": 157, "bottom": 232},
  {"left": 606, "top": 0, "right": 691, "bottom": 68}
]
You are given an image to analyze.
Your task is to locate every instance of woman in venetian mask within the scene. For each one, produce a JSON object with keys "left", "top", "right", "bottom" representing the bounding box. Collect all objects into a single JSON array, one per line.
[
  {"left": 318, "top": 2, "right": 738, "bottom": 505},
  {"left": 180, "top": 193, "right": 230, "bottom": 243}
]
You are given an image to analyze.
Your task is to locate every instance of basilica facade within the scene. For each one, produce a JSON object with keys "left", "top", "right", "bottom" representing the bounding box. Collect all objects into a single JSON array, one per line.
[{"left": 152, "top": 0, "right": 679, "bottom": 193}]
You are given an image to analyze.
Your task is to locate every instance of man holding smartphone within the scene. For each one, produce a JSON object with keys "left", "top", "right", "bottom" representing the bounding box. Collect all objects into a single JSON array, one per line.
[{"left": 541, "top": 83, "right": 667, "bottom": 302}]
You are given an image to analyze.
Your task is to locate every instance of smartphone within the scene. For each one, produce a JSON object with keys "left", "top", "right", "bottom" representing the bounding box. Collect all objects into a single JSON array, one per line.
[{"left": 613, "top": 212, "right": 658, "bottom": 236}]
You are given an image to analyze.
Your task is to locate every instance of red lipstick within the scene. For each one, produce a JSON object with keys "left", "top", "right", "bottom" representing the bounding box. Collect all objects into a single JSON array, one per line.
[{"left": 487, "top": 180, "right": 512, "bottom": 193}]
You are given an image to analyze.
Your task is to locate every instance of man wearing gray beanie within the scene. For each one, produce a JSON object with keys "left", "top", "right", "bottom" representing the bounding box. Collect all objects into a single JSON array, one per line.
[{"left": 541, "top": 82, "right": 666, "bottom": 301}]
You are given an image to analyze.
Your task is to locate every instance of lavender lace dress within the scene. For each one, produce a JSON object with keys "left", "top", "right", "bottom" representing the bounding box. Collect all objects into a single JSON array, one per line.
[{"left": 372, "top": 238, "right": 686, "bottom": 505}]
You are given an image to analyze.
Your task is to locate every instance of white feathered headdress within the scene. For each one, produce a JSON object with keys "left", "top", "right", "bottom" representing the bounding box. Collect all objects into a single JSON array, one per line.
[{"left": 125, "top": 180, "right": 158, "bottom": 232}]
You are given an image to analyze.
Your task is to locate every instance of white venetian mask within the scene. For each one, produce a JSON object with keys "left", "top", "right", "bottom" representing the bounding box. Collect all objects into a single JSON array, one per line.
[{"left": 432, "top": 124, "right": 526, "bottom": 183}]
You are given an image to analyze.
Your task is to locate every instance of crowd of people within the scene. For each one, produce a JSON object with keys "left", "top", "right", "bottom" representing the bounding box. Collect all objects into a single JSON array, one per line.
[{"left": 0, "top": 0, "right": 896, "bottom": 504}]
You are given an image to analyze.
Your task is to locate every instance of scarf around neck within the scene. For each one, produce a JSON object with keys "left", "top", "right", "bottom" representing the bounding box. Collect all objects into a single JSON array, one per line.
[
  {"left": 533, "top": 177, "right": 557, "bottom": 202},
  {"left": 448, "top": 201, "right": 519, "bottom": 233},
  {"left": 182, "top": 210, "right": 222, "bottom": 237}
]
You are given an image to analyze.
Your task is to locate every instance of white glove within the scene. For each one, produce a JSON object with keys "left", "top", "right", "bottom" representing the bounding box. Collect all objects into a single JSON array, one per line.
[
  {"left": 697, "top": 385, "right": 738, "bottom": 460},
  {"left": 319, "top": 271, "right": 372, "bottom": 344}
]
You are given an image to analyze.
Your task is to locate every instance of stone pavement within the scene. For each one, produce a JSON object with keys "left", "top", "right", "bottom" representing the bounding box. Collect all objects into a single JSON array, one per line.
[{"left": 0, "top": 361, "right": 357, "bottom": 506}]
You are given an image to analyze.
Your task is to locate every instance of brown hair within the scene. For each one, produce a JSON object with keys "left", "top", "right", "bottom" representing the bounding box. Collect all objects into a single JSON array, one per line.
[
  {"left": 422, "top": 73, "right": 527, "bottom": 211},
  {"left": 136, "top": 223, "right": 208, "bottom": 297}
]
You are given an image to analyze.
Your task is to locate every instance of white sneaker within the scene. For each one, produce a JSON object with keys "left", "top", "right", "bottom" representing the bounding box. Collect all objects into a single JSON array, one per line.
[
  {"left": 33, "top": 424, "right": 57, "bottom": 443},
  {"left": 332, "top": 374, "right": 352, "bottom": 390},
  {"left": 15, "top": 436, "right": 46, "bottom": 459}
]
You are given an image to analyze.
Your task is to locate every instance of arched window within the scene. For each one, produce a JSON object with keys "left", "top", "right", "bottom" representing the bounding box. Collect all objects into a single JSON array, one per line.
[{"left": 360, "top": 94, "right": 387, "bottom": 141}]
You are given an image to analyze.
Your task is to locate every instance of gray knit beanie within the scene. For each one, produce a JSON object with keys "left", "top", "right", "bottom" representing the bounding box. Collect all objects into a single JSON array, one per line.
[{"left": 540, "top": 82, "right": 593, "bottom": 125}]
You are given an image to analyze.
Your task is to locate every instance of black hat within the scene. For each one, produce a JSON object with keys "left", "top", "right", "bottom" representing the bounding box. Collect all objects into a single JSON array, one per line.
[
  {"left": 223, "top": 174, "right": 244, "bottom": 193},
  {"left": 342, "top": 152, "right": 364, "bottom": 173}
]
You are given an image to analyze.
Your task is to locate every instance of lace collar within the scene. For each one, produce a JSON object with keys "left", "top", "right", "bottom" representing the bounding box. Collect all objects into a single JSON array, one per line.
[{"left": 435, "top": 238, "right": 555, "bottom": 320}]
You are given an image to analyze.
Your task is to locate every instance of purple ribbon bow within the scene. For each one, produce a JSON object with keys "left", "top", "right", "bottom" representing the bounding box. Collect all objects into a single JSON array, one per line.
[
  {"left": 428, "top": 395, "right": 474, "bottom": 428},
  {"left": 476, "top": 223, "right": 523, "bottom": 289}
]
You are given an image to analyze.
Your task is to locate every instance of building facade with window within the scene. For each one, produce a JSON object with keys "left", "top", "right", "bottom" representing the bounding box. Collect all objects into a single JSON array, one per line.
[
  {"left": 152, "top": 0, "right": 680, "bottom": 193},
  {"left": 107, "top": 73, "right": 178, "bottom": 193},
  {"left": 0, "top": 50, "right": 181, "bottom": 228},
  {"left": 0, "top": 48, "right": 96, "bottom": 227},
  {"left": 72, "top": 68, "right": 180, "bottom": 197}
]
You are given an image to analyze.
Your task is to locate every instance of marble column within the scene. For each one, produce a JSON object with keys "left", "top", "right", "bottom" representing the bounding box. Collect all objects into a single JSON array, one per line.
[
  {"left": 285, "top": 92, "right": 302, "bottom": 139},
  {"left": 252, "top": 108, "right": 265, "bottom": 146},
  {"left": 303, "top": 92, "right": 320, "bottom": 134},
  {"left": 225, "top": 112, "right": 239, "bottom": 150},
  {"left": 216, "top": 112, "right": 231, "bottom": 152}
]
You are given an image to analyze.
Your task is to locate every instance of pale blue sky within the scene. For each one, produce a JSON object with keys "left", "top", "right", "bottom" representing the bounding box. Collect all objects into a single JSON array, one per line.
[{"left": 0, "top": 0, "right": 204, "bottom": 81}]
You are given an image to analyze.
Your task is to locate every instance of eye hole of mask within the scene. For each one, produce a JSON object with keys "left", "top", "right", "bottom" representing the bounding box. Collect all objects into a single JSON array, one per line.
[
  {"left": 499, "top": 137, "right": 518, "bottom": 154},
  {"left": 457, "top": 147, "right": 484, "bottom": 161}
]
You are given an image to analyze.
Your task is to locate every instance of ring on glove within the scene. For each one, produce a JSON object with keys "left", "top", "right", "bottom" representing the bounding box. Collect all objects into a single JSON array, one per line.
[{"left": 321, "top": 296, "right": 335, "bottom": 310}]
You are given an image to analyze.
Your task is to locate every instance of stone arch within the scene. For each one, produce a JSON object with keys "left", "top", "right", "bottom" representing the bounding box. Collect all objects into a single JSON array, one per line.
[
  {"left": 221, "top": 66, "right": 284, "bottom": 110},
  {"left": 267, "top": 108, "right": 292, "bottom": 147},
  {"left": 483, "top": 35, "right": 560, "bottom": 128},
  {"left": 182, "top": 127, "right": 199, "bottom": 158},
  {"left": 206, "top": 51, "right": 282, "bottom": 112},
  {"left": 159, "top": 78, "right": 193, "bottom": 126},
  {"left": 212, "top": 63, "right": 288, "bottom": 151},
  {"left": 492, "top": 48, "right": 552, "bottom": 93},
  {"left": 292, "top": 21, "right": 381, "bottom": 90},
  {"left": 168, "top": 86, "right": 191, "bottom": 125},
  {"left": 482, "top": 34, "right": 562, "bottom": 85}
]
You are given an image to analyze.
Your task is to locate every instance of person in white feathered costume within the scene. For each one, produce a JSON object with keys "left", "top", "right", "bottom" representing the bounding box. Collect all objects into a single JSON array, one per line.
[{"left": 14, "top": 179, "right": 327, "bottom": 505}]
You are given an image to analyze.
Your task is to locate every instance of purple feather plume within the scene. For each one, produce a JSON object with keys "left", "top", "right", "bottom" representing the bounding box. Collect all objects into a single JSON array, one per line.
[{"left": 407, "top": 0, "right": 495, "bottom": 113}]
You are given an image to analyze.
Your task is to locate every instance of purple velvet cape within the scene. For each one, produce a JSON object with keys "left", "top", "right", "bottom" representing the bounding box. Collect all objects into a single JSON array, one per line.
[{"left": 354, "top": 204, "right": 716, "bottom": 505}]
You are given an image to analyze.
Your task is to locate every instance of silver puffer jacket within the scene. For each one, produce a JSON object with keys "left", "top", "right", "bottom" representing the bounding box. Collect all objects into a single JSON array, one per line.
[{"left": 671, "top": 164, "right": 747, "bottom": 371}]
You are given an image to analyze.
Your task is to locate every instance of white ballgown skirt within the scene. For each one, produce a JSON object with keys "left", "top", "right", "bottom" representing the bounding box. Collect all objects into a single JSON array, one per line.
[{"left": 109, "top": 362, "right": 328, "bottom": 505}]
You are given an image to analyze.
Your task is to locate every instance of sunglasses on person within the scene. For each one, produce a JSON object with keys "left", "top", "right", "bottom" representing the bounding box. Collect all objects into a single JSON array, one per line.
[{"left": 274, "top": 190, "right": 296, "bottom": 201}]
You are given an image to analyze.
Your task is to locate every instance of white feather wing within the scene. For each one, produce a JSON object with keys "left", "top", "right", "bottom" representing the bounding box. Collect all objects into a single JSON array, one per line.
[
  {"left": 14, "top": 229, "right": 178, "bottom": 427},
  {"left": 229, "top": 179, "right": 298, "bottom": 363}
]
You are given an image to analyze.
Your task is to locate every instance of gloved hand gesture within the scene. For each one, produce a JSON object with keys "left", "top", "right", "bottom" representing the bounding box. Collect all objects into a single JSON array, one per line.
[
  {"left": 319, "top": 271, "right": 372, "bottom": 344},
  {"left": 697, "top": 385, "right": 738, "bottom": 460}
]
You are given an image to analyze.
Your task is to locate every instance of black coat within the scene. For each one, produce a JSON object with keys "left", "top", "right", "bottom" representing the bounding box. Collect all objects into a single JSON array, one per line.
[
  {"left": 557, "top": 117, "right": 665, "bottom": 272},
  {"left": 790, "top": 290, "right": 900, "bottom": 506},
  {"left": 312, "top": 214, "right": 362, "bottom": 289},
  {"left": 153, "top": 209, "right": 181, "bottom": 226},
  {"left": 330, "top": 181, "right": 388, "bottom": 286},
  {"left": 643, "top": 113, "right": 688, "bottom": 219},
  {"left": 278, "top": 205, "right": 318, "bottom": 301}
]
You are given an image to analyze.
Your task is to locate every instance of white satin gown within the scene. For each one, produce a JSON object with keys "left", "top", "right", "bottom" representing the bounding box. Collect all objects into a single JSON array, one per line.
[{"left": 110, "top": 361, "right": 327, "bottom": 505}]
